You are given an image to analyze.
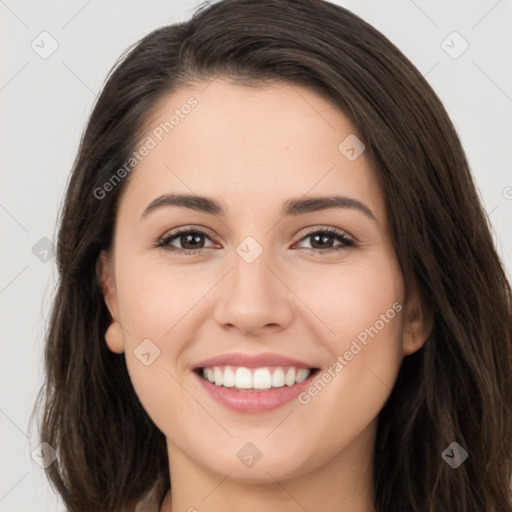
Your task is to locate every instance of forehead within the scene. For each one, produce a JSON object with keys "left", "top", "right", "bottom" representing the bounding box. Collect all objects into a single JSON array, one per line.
[{"left": 119, "top": 79, "right": 385, "bottom": 223}]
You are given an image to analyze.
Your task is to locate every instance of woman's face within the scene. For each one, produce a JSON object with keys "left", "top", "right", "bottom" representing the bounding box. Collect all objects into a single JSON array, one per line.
[{"left": 99, "top": 78, "right": 428, "bottom": 484}]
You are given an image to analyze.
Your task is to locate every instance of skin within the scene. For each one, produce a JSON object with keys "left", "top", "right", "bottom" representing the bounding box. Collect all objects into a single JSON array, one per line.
[{"left": 98, "top": 79, "right": 430, "bottom": 512}]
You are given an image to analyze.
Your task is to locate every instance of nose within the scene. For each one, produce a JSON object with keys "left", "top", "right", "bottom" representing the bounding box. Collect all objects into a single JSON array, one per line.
[{"left": 212, "top": 246, "right": 294, "bottom": 336}]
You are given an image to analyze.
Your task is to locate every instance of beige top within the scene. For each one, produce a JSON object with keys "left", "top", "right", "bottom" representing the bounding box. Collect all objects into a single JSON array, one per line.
[{"left": 134, "top": 476, "right": 169, "bottom": 512}]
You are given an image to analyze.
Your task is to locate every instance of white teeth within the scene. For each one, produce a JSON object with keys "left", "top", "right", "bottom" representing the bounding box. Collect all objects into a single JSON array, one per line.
[
  {"left": 223, "top": 367, "right": 235, "bottom": 387},
  {"left": 271, "top": 368, "right": 285, "bottom": 388},
  {"left": 235, "top": 367, "right": 253, "bottom": 389},
  {"left": 285, "top": 368, "right": 296, "bottom": 386},
  {"left": 296, "top": 368, "right": 310, "bottom": 383},
  {"left": 214, "top": 367, "right": 223, "bottom": 386},
  {"left": 201, "top": 366, "right": 312, "bottom": 390},
  {"left": 253, "top": 368, "right": 272, "bottom": 389}
]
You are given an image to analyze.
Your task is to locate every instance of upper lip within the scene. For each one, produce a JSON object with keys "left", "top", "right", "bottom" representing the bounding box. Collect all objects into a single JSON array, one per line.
[{"left": 193, "top": 352, "right": 316, "bottom": 370}]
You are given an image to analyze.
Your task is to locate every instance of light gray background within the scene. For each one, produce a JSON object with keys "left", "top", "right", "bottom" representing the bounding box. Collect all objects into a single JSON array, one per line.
[{"left": 1, "top": 0, "right": 511, "bottom": 510}]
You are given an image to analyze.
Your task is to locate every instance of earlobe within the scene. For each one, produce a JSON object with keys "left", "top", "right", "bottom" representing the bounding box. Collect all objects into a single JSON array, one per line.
[
  {"left": 402, "top": 290, "right": 432, "bottom": 356},
  {"left": 104, "top": 321, "right": 125, "bottom": 354}
]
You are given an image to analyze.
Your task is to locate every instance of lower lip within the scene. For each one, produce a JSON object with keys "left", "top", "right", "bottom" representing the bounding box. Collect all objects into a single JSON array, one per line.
[{"left": 194, "top": 370, "right": 317, "bottom": 413}]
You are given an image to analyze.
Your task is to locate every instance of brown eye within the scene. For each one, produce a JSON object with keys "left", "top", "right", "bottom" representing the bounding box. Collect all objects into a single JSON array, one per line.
[
  {"left": 295, "top": 228, "right": 355, "bottom": 253},
  {"left": 158, "top": 229, "right": 216, "bottom": 253}
]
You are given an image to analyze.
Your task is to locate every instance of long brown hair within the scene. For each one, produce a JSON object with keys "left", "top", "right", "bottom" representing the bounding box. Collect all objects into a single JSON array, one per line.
[{"left": 32, "top": 0, "right": 512, "bottom": 510}]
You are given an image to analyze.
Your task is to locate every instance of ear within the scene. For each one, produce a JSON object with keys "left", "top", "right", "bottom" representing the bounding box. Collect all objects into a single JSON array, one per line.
[
  {"left": 402, "top": 288, "right": 432, "bottom": 356},
  {"left": 97, "top": 250, "right": 125, "bottom": 354}
]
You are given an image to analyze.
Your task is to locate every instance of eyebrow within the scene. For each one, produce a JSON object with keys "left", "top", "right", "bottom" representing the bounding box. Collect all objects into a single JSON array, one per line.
[{"left": 140, "top": 193, "right": 378, "bottom": 224}]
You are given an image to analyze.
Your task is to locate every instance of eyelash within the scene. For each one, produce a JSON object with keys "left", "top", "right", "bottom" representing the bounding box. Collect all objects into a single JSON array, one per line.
[{"left": 156, "top": 226, "right": 356, "bottom": 255}]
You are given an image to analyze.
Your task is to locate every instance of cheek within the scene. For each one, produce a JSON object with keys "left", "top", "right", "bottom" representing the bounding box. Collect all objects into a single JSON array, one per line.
[
  {"left": 292, "top": 256, "right": 405, "bottom": 445},
  {"left": 290, "top": 253, "right": 404, "bottom": 411},
  {"left": 292, "top": 252, "right": 403, "bottom": 352},
  {"left": 113, "top": 261, "right": 203, "bottom": 423},
  {"left": 296, "top": 311, "right": 403, "bottom": 453},
  {"left": 116, "top": 258, "right": 209, "bottom": 343},
  {"left": 115, "top": 256, "right": 236, "bottom": 421}
]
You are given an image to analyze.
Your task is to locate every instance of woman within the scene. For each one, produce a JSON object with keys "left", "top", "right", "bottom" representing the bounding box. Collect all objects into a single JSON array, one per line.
[{"left": 33, "top": 0, "right": 512, "bottom": 510}]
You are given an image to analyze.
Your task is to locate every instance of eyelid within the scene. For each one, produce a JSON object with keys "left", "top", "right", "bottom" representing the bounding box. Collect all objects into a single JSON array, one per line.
[
  {"left": 160, "top": 224, "right": 217, "bottom": 239},
  {"left": 296, "top": 225, "right": 354, "bottom": 241}
]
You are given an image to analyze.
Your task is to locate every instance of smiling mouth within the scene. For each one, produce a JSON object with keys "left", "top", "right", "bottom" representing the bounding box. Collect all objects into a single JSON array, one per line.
[{"left": 194, "top": 365, "right": 320, "bottom": 391}]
